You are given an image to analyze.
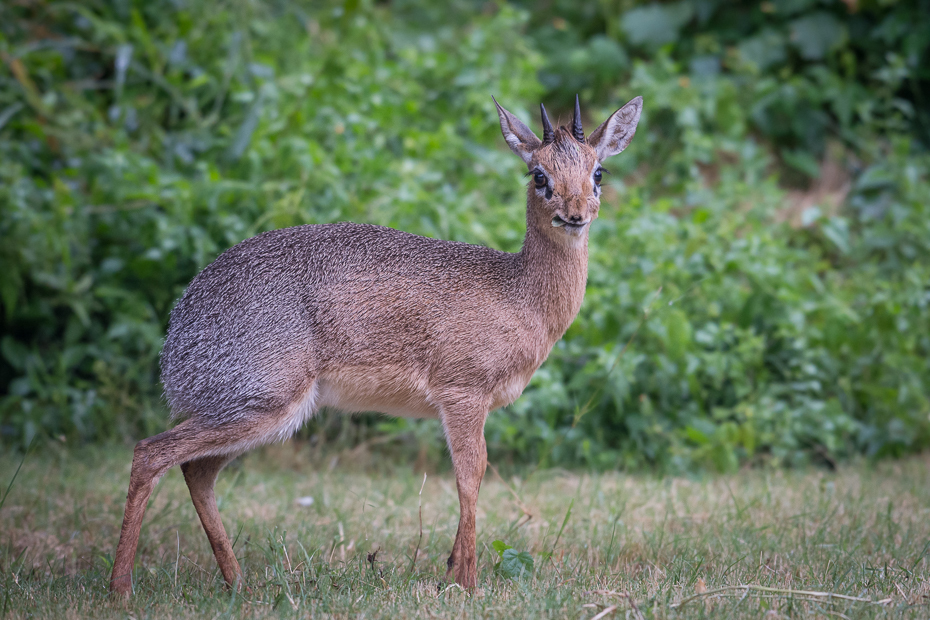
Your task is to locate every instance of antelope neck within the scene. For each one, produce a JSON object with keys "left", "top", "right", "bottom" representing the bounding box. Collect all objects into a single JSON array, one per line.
[{"left": 514, "top": 214, "right": 589, "bottom": 338}]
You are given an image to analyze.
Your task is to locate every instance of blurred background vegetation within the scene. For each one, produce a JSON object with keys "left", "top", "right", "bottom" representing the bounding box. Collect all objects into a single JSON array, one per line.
[{"left": 1, "top": 0, "right": 928, "bottom": 472}]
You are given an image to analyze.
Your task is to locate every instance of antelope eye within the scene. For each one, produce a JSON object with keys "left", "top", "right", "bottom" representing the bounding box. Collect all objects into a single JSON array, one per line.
[
  {"left": 593, "top": 169, "right": 602, "bottom": 185},
  {"left": 534, "top": 171, "right": 547, "bottom": 188}
]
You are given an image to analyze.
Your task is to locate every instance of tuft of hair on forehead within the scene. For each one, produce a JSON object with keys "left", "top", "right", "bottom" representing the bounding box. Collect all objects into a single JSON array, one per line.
[{"left": 536, "top": 127, "right": 595, "bottom": 173}]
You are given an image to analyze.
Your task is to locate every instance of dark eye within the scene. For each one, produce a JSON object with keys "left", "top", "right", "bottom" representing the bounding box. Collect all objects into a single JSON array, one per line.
[
  {"left": 534, "top": 171, "right": 547, "bottom": 189},
  {"left": 593, "top": 169, "right": 602, "bottom": 185}
]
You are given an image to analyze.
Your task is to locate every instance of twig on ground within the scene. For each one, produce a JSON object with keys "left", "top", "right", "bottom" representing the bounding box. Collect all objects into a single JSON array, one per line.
[
  {"left": 407, "top": 473, "right": 427, "bottom": 574},
  {"left": 894, "top": 581, "right": 908, "bottom": 601},
  {"left": 589, "top": 604, "right": 617, "bottom": 619},
  {"left": 439, "top": 582, "right": 465, "bottom": 596},
  {"left": 672, "top": 584, "right": 894, "bottom": 609},
  {"left": 182, "top": 555, "right": 209, "bottom": 575},
  {"left": 584, "top": 590, "right": 645, "bottom": 620},
  {"left": 282, "top": 534, "right": 292, "bottom": 572}
]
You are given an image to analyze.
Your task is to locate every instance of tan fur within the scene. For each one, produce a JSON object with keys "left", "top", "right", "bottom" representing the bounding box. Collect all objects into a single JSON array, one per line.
[{"left": 109, "top": 96, "right": 642, "bottom": 595}]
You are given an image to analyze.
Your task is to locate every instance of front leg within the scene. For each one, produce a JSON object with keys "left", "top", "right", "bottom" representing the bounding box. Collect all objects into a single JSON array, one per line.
[{"left": 441, "top": 402, "right": 488, "bottom": 589}]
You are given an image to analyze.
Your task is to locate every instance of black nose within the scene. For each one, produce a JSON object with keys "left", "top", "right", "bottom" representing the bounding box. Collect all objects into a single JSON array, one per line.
[{"left": 568, "top": 214, "right": 583, "bottom": 223}]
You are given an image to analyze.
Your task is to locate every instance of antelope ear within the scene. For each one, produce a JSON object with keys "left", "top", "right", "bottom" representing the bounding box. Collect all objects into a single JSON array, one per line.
[
  {"left": 492, "top": 96, "right": 541, "bottom": 166},
  {"left": 587, "top": 96, "right": 643, "bottom": 162}
]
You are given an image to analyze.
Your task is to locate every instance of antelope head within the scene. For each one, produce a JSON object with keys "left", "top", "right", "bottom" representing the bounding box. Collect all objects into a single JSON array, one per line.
[{"left": 493, "top": 94, "right": 643, "bottom": 243}]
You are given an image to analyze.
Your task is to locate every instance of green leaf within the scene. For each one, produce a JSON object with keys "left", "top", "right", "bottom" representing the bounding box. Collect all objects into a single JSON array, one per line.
[
  {"left": 789, "top": 12, "right": 846, "bottom": 60},
  {"left": 228, "top": 92, "right": 264, "bottom": 161},
  {"left": 0, "top": 272, "right": 20, "bottom": 321},
  {"left": 685, "top": 425, "right": 710, "bottom": 445},
  {"left": 621, "top": 2, "right": 694, "bottom": 50},
  {"left": 1, "top": 337, "right": 29, "bottom": 371},
  {"left": 491, "top": 540, "right": 512, "bottom": 558},
  {"left": 821, "top": 217, "right": 851, "bottom": 255},
  {"left": 737, "top": 29, "right": 787, "bottom": 71},
  {"left": 781, "top": 148, "right": 821, "bottom": 179},
  {"left": 664, "top": 309, "right": 692, "bottom": 361},
  {"left": 498, "top": 548, "right": 534, "bottom": 579}
]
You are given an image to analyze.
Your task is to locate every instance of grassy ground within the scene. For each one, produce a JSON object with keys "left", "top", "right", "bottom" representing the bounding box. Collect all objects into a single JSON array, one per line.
[{"left": 2, "top": 443, "right": 929, "bottom": 618}]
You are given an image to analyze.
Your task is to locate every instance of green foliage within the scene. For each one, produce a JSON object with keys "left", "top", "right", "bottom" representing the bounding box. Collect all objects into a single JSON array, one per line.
[
  {"left": 483, "top": 0, "right": 930, "bottom": 472},
  {"left": 492, "top": 540, "right": 534, "bottom": 579},
  {"left": 492, "top": 105, "right": 930, "bottom": 471},
  {"left": 1, "top": 0, "right": 929, "bottom": 472},
  {"left": 519, "top": 0, "right": 930, "bottom": 165},
  {"left": 0, "top": 0, "right": 540, "bottom": 446}
]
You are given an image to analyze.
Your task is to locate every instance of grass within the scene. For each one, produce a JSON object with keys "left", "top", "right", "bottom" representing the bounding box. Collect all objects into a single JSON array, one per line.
[{"left": 1, "top": 443, "right": 930, "bottom": 618}]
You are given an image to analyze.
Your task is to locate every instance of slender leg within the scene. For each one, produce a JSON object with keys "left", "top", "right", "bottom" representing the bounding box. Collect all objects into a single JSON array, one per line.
[
  {"left": 180, "top": 455, "right": 243, "bottom": 588},
  {"left": 110, "top": 419, "right": 232, "bottom": 595},
  {"left": 441, "top": 403, "right": 488, "bottom": 588}
]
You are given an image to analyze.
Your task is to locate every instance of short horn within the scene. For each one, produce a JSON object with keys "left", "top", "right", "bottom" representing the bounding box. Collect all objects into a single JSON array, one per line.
[
  {"left": 540, "top": 103, "right": 555, "bottom": 145},
  {"left": 572, "top": 94, "right": 584, "bottom": 143}
]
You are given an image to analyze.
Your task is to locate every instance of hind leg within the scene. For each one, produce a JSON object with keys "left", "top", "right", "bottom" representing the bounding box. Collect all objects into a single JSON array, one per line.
[
  {"left": 110, "top": 418, "right": 247, "bottom": 595},
  {"left": 180, "top": 455, "right": 242, "bottom": 588}
]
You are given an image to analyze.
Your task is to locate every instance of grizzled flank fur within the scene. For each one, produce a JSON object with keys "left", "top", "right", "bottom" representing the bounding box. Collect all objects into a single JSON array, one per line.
[{"left": 109, "top": 96, "right": 643, "bottom": 595}]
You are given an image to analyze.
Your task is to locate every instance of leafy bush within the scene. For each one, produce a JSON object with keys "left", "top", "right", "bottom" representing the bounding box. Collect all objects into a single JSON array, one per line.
[
  {"left": 487, "top": 0, "right": 930, "bottom": 471},
  {"left": 1, "top": 0, "right": 929, "bottom": 473},
  {"left": 497, "top": 135, "right": 930, "bottom": 471},
  {"left": 518, "top": 0, "right": 930, "bottom": 176},
  {"left": 0, "top": 0, "right": 540, "bottom": 445}
]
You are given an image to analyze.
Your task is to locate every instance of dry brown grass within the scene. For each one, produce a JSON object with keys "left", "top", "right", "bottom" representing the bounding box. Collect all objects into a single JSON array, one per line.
[{"left": 2, "top": 444, "right": 930, "bottom": 618}]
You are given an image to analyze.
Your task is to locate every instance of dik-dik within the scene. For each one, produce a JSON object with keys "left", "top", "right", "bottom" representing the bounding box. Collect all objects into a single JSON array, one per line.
[{"left": 110, "top": 95, "right": 642, "bottom": 594}]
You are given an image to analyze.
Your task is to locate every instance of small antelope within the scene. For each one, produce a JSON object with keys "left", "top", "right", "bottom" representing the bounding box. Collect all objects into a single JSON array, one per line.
[{"left": 109, "top": 95, "right": 642, "bottom": 594}]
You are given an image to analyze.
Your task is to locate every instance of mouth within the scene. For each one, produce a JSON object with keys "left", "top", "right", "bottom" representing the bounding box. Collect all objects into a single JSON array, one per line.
[{"left": 551, "top": 215, "right": 590, "bottom": 232}]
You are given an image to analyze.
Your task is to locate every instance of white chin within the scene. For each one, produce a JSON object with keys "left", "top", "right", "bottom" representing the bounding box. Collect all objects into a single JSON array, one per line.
[
  {"left": 551, "top": 217, "right": 589, "bottom": 235},
  {"left": 560, "top": 223, "right": 588, "bottom": 236}
]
